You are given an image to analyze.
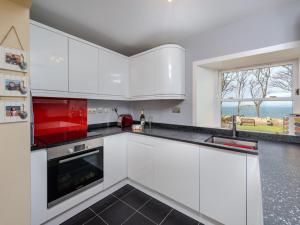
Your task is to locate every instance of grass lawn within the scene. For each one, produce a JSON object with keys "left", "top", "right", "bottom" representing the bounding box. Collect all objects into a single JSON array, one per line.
[{"left": 237, "top": 124, "right": 284, "bottom": 134}]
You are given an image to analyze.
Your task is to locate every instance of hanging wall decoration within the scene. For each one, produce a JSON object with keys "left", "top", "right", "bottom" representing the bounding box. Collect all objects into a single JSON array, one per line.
[
  {"left": 0, "top": 26, "right": 28, "bottom": 72},
  {"left": 0, "top": 100, "right": 28, "bottom": 123},
  {"left": 0, "top": 74, "right": 28, "bottom": 96}
]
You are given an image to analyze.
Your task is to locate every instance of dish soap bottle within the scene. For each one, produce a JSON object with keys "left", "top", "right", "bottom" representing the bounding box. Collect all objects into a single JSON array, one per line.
[{"left": 140, "top": 109, "right": 145, "bottom": 127}]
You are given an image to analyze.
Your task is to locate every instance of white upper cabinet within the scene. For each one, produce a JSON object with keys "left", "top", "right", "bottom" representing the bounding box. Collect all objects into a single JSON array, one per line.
[
  {"left": 129, "top": 45, "right": 185, "bottom": 99},
  {"left": 199, "top": 146, "right": 247, "bottom": 225},
  {"left": 69, "top": 39, "right": 98, "bottom": 94},
  {"left": 30, "top": 22, "right": 185, "bottom": 100},
  {"left": 154, "top": 46, "right": 185, "bottom": 96},
  {"left": 130, "top": 51, "right": 155, "bottom": 97},
  {"left": 99, "top": 49, "right": 129, "bottom": 98},
  {"left": 30, "top": 24, "right": 68, "bottom": 92}
]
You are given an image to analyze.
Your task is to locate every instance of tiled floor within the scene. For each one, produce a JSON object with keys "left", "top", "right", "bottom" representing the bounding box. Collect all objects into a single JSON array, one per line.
[{"left": 61, "top": 184, "right": 204, "bottom": 225}]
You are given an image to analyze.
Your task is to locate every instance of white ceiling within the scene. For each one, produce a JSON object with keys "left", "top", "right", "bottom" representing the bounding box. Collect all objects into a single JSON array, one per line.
[{"left": 31, "top": 0, "right": 293, "bottom": 56}]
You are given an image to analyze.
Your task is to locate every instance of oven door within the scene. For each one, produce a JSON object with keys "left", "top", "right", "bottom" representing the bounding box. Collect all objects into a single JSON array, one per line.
[{"left": 47, "top": 147, "right": 103, "bottom": 208}]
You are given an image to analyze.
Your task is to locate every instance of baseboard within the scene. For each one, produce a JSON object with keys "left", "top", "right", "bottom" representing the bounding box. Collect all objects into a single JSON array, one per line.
[
  {"left": 127, "top": 179, "right": 221, "bottom": 225},
  {"left": 44, "top": 180, "right": 128, "bottom": 225},
  {"left": 44, "top": 178, "right": 220, "bottom": 225}
]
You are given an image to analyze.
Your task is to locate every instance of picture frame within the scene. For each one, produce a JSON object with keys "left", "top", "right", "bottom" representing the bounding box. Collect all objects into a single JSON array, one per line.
[
  {"left": 0, "top": 74, "right": 28, "bottom": 97},
  {"left": 1, "top": 100, "right": 28, "bottom": 123},
  {"left": 0, "top": 47, "right": 28, "bottom": 72}
]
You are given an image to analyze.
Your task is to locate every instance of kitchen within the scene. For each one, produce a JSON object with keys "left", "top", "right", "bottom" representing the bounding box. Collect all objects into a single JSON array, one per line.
[{"left": 1, "top": 0, "right": 300, "bottom": 225}]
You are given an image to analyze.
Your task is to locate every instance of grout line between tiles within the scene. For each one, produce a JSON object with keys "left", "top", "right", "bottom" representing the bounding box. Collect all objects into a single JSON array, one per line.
[
  {"left": 88, "top": 207, "right": 109, "bottom": 225},
  {"left": 82, "top": 214, "right": 98, "bottom": 225},
  {"left": 112, "top": 187, "right": 136, "bottom": 200},
  {"left": 120, "top": 211, "right": 138, "bottom": 225},
  {"left": 114, "top": 193, "right": 159, "bottom": 225},
  {"left": 96, "top": 214, "right": 109, "bottom": 225},
  {"left": 159, "top": 208, "right": 173, "bottom": 225}
]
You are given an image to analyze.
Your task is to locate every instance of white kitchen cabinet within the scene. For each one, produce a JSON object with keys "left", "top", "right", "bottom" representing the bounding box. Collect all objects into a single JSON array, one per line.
[
  {"left": 99, "top": 49, "right": 129, "bottom": 98},
  {"left": 31, "top": 149, "right": 47, "bottom": 225},
  {"left": 130, "top": 51, "right": 155, "bottom": 97},
  {"left": 154, "top": 46, "right": 185, "bottom": 96},
  {"left": 129, "top": 45, "right": 185, "bottom": 99},
  {"left": 69, "top": 39, "right": 98, "bottom": 94},
  {"left": 104, "top": 133, "right": 128, "bottom": 189},
  {"left": 199, "top": 146, "right": 246, "bottom": 225},
  {"left": 127, "top": 138, "right": 155, "bottom": 189},
  {"left": 30, "top": 24, "right": 68, "bottom": 92},
  {"left": 247, "top": 155, "right": 264, "bottom": 225},
  {"left": 154, "top": 139, "right": 199, "bottom": 211}
]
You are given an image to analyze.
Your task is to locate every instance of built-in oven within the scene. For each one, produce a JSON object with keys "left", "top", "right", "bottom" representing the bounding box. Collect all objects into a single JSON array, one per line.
[{"left": 47, "top": 138, "right": 103, "bottom": 208}]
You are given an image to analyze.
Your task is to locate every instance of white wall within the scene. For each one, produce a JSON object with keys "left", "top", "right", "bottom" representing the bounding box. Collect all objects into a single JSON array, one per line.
[
  {"left": 88, "top": 100, "right": 130, "bottom": 125},
  {"left": 194, "top": 67, "right": 220, "bottom": 127},
  {"left": 129, "top": 0, "right": 300, "bottom": 126}
]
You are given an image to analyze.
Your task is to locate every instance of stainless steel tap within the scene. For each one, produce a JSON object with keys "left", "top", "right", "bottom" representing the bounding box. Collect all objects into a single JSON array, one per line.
[{"left": 232, "top": 115, "right": 237, "bottom": 138}]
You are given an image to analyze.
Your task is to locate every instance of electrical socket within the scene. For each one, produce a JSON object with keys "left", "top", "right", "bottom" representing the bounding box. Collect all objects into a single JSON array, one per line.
[
  {"left": 97, "top": 108, "right": 103, "bottom": 113},
  {"left": 88, "top": 108, "right": 97, "bottom": 114}
]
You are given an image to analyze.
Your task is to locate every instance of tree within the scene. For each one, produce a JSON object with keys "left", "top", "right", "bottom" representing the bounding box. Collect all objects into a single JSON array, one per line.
[
  {"left": 235, "top": 71, "right": 248, "bottom": 115},
  {"left": 270, "top": 65, "right": 292, "bottom": 92},
  {"left": 249, "top": 68, "right": 271, "bottom": 117},
  {"left": 221, "top": 72, "right": 235, "bottom": 98}
]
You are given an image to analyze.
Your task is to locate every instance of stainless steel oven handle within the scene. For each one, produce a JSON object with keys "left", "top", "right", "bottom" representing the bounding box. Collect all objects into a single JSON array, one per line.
[{"left": 59, "top": 150, "right": 100, "bottom": 164}]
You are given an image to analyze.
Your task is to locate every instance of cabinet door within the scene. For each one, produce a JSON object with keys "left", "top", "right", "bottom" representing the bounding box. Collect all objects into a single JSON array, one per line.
[
  {"left": 31, "top": 150, "right": 47, "bottom": 225},
  {"left": 154, "top": 139, "right": 199, "bottom": 211},
  {"left": 30, "top": 25, "right": 68, "bottom": 91},
  {"left": 247, "top": 155, "right": 263, "bottom": 225},
  {"left": 199, "top": 147, "right": 246, "bottom": 225},
  {"left": 99, "top": 50, "right": 129, "bottom": 97},
  {"left": 104, "top": 134, "right": 127, "bottom": 189},
  {"left": 69, "top": 39, "right": 98, "bottom": 94},
  {"left": 130, "top": 52, "right": 155, "bottom": 97},
  {"left": 127, "top": 140, "right": 155, "bottom": 189},
  {"left": 154, "top": 47, "right": 185, "bottom": 95}
]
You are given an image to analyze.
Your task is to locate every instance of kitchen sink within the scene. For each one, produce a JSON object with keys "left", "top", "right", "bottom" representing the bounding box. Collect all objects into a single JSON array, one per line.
[{"left": 205, "top": 136, "right": 258, "bottom": 150}]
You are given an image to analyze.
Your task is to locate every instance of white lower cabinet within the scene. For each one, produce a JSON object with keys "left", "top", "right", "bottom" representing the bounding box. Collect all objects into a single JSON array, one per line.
[
  {"left": 31, "top": 149, "right": 48, "bottom": 225},
  {"left": 199, "top": 146, "right": 247, "bottom": 225},
  {"left": 127, "top": 139, "right": 155, "bottom": 189},
  {"left": 154, "top": 139, "right": 199, "bottom": 211},
  {"left": 247, "top": 155, "right": 264, "bottom": 225},
  {"left": 104, "top": 134, "right": 128, "bottom": 189},
  {"left": 127, "top": 134, "right": 200, "bottom": 211}
]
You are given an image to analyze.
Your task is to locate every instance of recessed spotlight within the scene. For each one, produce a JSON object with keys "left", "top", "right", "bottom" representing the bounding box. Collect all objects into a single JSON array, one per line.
[{"left": 168, "top": 0, "right": 173, "bottom": 2}]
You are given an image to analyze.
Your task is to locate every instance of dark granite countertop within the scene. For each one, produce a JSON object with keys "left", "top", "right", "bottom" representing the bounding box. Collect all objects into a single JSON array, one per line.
[
  {"left": 31, "top": 124, "right": 300, "bottom": 224},
  {"left": 258, "top": 141, "right": 300, "bottom": 225}
]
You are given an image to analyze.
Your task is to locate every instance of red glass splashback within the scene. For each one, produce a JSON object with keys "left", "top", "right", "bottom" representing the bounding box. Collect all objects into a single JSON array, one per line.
[{"left": 33, "top": 97, "right": 87, "bottom": 146}]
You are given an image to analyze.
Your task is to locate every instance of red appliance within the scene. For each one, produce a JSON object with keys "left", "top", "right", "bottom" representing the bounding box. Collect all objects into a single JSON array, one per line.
[
  {"left": 117, "top": 114, "right": 133, "bottom": 127},
  {"left": 33, "top": 97, "right": 87, "bottom": 146}
]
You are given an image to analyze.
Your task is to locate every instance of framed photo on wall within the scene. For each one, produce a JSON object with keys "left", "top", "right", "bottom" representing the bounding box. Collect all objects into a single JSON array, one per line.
[
  {"left": 1, "top": 100, "right": 28, "bottom": 123},
  {"left": 0, "top": 47, "right": 28, "bottom": 72},
  {"left": 0, "top": 74, "right": 28, "bottom": 96}
]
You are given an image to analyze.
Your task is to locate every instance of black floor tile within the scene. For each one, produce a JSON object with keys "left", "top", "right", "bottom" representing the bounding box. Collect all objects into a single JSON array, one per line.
[
  {"left": 121, "top": 189, "right": 151, "bottom": 210},
  {"left": 90, "top": 194, "right": 118, "bottom": 214},
  {"left": 112, "top": 184, "right": 135, "bottom": 199},
  {"left": 123, "top": 213, "right": 156, "bottom": 225},
  {"left": 84, "top": 216, "right": 106, "bottom": 225},
  {"left": 139, "top": 198, "right": 172, "bottom": 224},
  {"left": 161, "top": 210, "right": 199, "bottom": 225},
  {"left": 100, "top": 200, "right": 135, "bottom": 225},
  {"left": 61, "top": 208, "right": 94, "bottom": 225}
]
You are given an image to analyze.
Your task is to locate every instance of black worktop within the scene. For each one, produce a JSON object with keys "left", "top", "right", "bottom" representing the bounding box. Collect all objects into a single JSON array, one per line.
[{"left": 31, "top": 123, "right": 300, "bottom": 224}]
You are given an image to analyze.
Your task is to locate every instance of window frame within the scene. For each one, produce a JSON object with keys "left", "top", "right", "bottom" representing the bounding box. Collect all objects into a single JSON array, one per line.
[{"left": 219, "top": 60, "right": 298, "bottom": 104}]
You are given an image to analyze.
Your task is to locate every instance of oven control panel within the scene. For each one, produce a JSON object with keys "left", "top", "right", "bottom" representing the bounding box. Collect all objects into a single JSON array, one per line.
[{"left": 48, "top": 138, "right": 103, "bottom": 160}]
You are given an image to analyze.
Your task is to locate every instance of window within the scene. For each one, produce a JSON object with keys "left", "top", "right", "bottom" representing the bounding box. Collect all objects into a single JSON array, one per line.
[{"left": 220, "top": 62, "right": 297, "bottom": 134}]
